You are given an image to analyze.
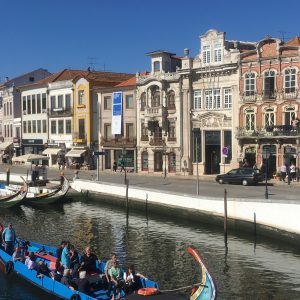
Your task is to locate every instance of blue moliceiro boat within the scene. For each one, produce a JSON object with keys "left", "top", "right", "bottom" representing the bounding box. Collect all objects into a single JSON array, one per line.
[{"left": 0, "top": 241, "right": 216, "bottom": 300}]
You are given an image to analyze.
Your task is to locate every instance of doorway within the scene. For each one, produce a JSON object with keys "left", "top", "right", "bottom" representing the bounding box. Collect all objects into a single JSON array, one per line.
[
  {"left": 154, "top": 151, "right": 163, "bottom": 172},
  {"left": 205, "top": 131, "right": 221, "bottom": 174}
]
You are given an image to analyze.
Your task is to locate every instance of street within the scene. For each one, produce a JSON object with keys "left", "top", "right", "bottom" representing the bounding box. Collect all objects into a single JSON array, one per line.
[{"left": 0, "top": 164, "right": 299, "bottom": 202}]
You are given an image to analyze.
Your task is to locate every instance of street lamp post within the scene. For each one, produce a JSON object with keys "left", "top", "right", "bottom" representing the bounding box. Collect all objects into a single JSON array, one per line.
[
  {"left": 193, "top": 128, "right": 200, "bottom": 195},
  {"left": 122, "top": 148, "right": 127, "bottom": 185},
  {"left": 163, "top": 140, "right": 167, "bottom": 179},
  {"left": 263, "top": 149, "right": 270, "bottom": 199}
]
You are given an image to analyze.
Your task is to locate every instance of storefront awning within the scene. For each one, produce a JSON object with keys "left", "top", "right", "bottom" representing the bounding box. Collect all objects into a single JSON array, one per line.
[
  {"left": 42, "top": 148, "right": 62, "bottom": 155},
  {"left": 0, "top": 141, "right": 13, "bottom": 151},
  {"left": 65, "top": 149, "right": 87, "bottom": 158},
  {"left": 12, "top": 154, "right": 50, "bottom": 163}
]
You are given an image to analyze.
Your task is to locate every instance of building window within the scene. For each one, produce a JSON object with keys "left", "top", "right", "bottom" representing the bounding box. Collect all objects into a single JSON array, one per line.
[
  {"left": 203, "top": 44, "right": 211, "bottom": 64},
  {"left": 23, "top": 121, "right": 27, "bottom": 134},
  {"left": 42, "top": 93, "right": 46, "bottom": 111},
  {"left": 32, "top": 95, "right": 36, "bottom": 114},
  {"left": 167, "top": 91, "right": 175, "bottom": 109},
  {"left": 58, "top": 95, "right": 63, "bottom": 108},
  {"left": 151, "top": 90, "right": 160, "bottom": 107},
  {"left": 141, "top": 122, "right": 148, "bottom": 139},
  {"left": 245, "top": 109, "right": 255, "bottom": 130},
  {"left": 104, "top": 124, "right": 111, "bottom": 139},
  {"left": 78, "top": 90, "right": 85, "bottom": 105},
  {"left": 205, "top": 89, "right": 220, "bottom": 109},
  {"left": 214, "top": 42, "right": 222, "bottom": 62},
  {"left": 141, "top": 151, "right": 148, "bottom": 171},
  {"left": 10, "top": 102, "right": 12, "bottom": 116},
  {"left": 126, "top": 123, "right": 134, "bottom": 138},
  {"left": 205, "top": 90, "right": 213, "bottom": 109},
  {"left": 140, "top": 93, "right": 146, "bottom": 111},
  {"left": 3, "top": 103, "right": 6, "bottom": 116},
  {"left": 37, "top": 120, "right": 41, "bottom": 133},
  {"left": 66, "top": 120, "right": 72, "bottom": 134},
  {"left": 194, "top": 90, "right": 202, "bottom": 109},
  {"left": 22, "top": 96, "right": 26, "bottom": 113},
  {"left": 58, "top": 120, "right": 64, "bottom": 134},
  {"left": 264, "top": 70, "right": 276, "bottom": 99},
  {"left": 126, "top": 95, "right": 134, "bottom": 109},
  {"left": 264, "top": 108, "right": 275, "bottom": 127},
  {"left": 168, "top": 152, "right": 176, "bottom": 173},
  {"left": 78, "top": 119, "right": 85, "bottom": 139},
  {"left": 37, "top": 94, "right": 41, "bottom": 113},
  {"left": 42, "top": 120, "right": 47, "bottom": 133},
  {"left": 284, "top": 106, "right": 296, "bottom": 125},
  {"left": 32, "top": 120, "right": 36, "bottom": 133},
  {"left": 104, "top": 96, "right": 111, "bottom": 110},
  {"left": 27, "top": 95, "right": 31, "bottom": 114},
  {"left": 28, "top": 121, "right": 31, "bottom": 133},
  {"left": 65, "top": 94, "right": 71, "bottom": 109},
  {"left": 153, "top": 61, "right": 160, "bottom": 72},
  {"left": 51, "top": 120, "right": 56, "bottom": 134},
  {"left": 168, "top": 122, "right": 176, "bottom": 140},
  {"left": 224, "top": 130, "right": 232, "bottom": 164},
  {"left": 245, "top": 73, "right": 255, "bottom": 96},
  {"left": 224, "top": 88, "right": 232, "bottom": 108},
  {"left": 193, "top": 130, "right": 202, "bottom": 163},
  {"left": 213, "top": 89, "right": 221, "bottom": 109},
  {"left": 51, "top": 96, "right": 56, "bottom": 109},
  {"left": 284, "top": 68, "right": 296, "bottom": 93}
]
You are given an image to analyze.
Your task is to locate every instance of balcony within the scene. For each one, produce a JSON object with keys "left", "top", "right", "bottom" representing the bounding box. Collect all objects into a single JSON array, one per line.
[
  {"left": 283, "top": 90, "right": 298, "bottom": 100},
  {"left": 101, "top": 137, "right": 136, "bottom": 148},
  {"left": 48, "top": 107, "right": 73, "bottom": 117},
  {"left": 241, "top": 92, "right": 257, "bottom": 103},
  {"left": 167, "top": 137, "right": 177, "bottom": 142},
  {"left": 73, "top": 132, "right": 87, "bottom": 144},
  {"left": 149, "top": 137, "right": 164, "bottom": 146},
  {"left": 263, "top": 90, "right": 277, "bottom": 100},
  {"left": 141, "top": 135, "right": 149, "bottom": 142},
  {"left": 145, "top": 105, "right": 166, "bottom": 118},
  {"left": 236, "top": 126, "right": 300, "bottom": 139}
]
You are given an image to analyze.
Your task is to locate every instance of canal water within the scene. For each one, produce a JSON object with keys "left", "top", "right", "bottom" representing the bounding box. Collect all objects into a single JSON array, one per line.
[{"left": 0, "top": 196, "right": 300, "bottom": 299}]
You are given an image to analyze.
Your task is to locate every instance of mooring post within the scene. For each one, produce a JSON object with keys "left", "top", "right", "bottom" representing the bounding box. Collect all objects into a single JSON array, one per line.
[
  {"left": 6, "top": 168, "right": 10, "bottom": 186},
  {"left": 125, "top": 179, "right": 129, "bottom": 213},
  {"left": 224, "top": 188, "right": 228, "bottom": 237}
]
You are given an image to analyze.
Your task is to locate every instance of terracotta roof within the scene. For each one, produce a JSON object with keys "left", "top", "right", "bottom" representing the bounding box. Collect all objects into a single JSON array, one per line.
[
  {"left": 115, "top": 76, "right": 136, "bottom": 87},
  {"left": 285, "top": 37, "right": 300, "bottom": 46}
]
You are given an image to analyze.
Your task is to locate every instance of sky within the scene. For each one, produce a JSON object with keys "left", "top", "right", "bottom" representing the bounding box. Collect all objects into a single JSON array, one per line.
[{"left": 1, "top": 0, "right": 300, "bottom": 80}]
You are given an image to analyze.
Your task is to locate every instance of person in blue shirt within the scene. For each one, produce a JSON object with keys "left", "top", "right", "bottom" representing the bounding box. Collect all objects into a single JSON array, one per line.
[
  {"left": 61, "top": 241, "right": 71, "bottom": 269},
  {"left": 2, "top": 223, "right": 16, "bottom": 255}
]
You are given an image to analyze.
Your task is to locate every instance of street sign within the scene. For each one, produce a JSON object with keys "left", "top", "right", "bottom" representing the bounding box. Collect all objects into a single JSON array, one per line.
[
  {"left": 222, "top": 147, "right": 229, "bottom": 157},
  {"left": 93, "top": 151, "right": 106, "bottom": 156}
]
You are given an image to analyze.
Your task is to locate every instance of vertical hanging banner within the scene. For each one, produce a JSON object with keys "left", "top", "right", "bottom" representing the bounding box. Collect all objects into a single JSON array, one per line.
[{"left": 112, "top": 91, "right": 123, "bottom": 135}]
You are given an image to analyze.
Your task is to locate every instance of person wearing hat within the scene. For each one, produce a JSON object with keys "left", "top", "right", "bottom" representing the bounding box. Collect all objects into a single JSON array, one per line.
[{"left": 2, "top": 223, "right": 16, "bottom": 255}]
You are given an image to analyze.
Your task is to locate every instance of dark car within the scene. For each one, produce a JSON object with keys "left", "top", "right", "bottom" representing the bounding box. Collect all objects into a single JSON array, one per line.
[{"left": 215, "top": 168, "right": 263, "bottom": 186}]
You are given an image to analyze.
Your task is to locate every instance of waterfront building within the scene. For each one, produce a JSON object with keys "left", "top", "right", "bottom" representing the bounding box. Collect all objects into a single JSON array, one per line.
[
  {"left": 237, "top": 36, "right": 300, "bottom": 175},
  {"left": 97, "top": 76, "right": 137, "bottom": 171},
  {"left": 180, "top": 29, "right": 255, "bottom": 175},
  {"left": 136, "top": 51, "right": 182, "bottom": 174},
  {"left": 0, "top": 69, "right": 50, "bottom": 159}
]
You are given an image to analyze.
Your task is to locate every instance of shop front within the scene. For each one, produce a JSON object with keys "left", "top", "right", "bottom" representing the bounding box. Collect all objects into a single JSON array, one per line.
[{"left": 22, "top": 139, "right": 45, "bottom": 155}]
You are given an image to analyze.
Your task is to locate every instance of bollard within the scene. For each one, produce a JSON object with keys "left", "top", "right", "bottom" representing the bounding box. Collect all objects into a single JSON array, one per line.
[
  {"left": 6, "top": 168, "right": 10, "bottom": 186},
  {"left": 224, "top": 189, "right": 228, "bottom": 238}
]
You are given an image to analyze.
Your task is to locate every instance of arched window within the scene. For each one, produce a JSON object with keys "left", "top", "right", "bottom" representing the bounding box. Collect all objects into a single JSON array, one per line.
[
  {"left": 264, "top": 70, "right": 276, "bottom": 99},
  {"left": 140, "top": 92, "right": 146, "bottom": 111},
  {"left": 284, "top": 106, "right": 296, "bottom": 125},
  {"left": 264, "top": 108, "right": 275, "bottom": 127},
  {"left": 245, "top": 108, "right": 255, "bottom": 131},
  {"left": 167, "top": 91, "right": 175, "bottom": 109},
  {"left": 151, "top": 87, "right": 160, "bottom": 107},
  {"left": 284, "top": 68, "right": 296, "bottom": 93},
  {"left": 141, "top": 151, "right": 148, "bottom": 171},
  {"left": 244, "top": 73, "right": 256, "bottom": 96},
  {"left": 168, "top": 152, "right": 176, "bottom": 173}
]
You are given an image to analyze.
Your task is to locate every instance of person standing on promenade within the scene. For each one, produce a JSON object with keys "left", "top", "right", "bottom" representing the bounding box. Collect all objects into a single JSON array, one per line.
[
  {"left": 2, "top": 223, "right": 16, "bottom": 255},
  {"left": 280, "top": 164, "right": 287, "bottom": 182},
  {"left": 290, "top": 163, "right": 296, "bottom": 182}
]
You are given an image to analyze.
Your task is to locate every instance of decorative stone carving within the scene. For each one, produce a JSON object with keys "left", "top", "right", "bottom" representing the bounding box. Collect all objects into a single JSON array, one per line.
[{"left": 192, "top": 112, "right": 232, "bottom": 128}]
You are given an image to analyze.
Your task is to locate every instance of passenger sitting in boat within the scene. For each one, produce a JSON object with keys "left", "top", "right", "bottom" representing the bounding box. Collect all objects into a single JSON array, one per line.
[
  {"left": 12, "top": 246, "right": 25, "bottom": 262},
  {"left": 25, "top": 252, "right": 36, "bottom": 270},
  {"left": 108, "top": 260, "right": 123, "bottom": 299},
  {"left": 76, "top": 271, "right": 94, "bottom": 296},
  {"left": 56, "top": 241, "right": 67, "bottom": 260},
  {"left": 61, "top": 241, "right": 71, "bottom": 269},
  {"left": 123, "top": 264, "right": 147, "bottom": 294},
  {"left": 80, "top": 246, "right": 101, "bottom": 274},
  {"left": 36, "top": 261, "right": 51, "bottom": 277},
  {"left": 60, "top": 268, "right": 75, "bottom": 290},
  {"left": 69, "top": 244, "right": 80, "bottom": 269},
  {"left": 52, "top": 261, "right": 65, "bottom": 281},
  {"left": 105, "top": 253, "right": 117, "bottom": 284}
]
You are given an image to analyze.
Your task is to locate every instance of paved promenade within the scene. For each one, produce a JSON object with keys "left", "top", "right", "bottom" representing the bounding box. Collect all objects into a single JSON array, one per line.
[{"left": 0, "top": 164, "right": 299, "bottom": 202}]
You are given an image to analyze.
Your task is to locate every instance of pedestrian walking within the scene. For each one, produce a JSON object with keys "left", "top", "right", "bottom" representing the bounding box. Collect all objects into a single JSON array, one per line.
[
  {"left": 290, "top": 162, "right": 296, "bottom": 182},
  {"left": 2, "top": 223, "right": 16, "bottom": 255},
  {"left": 113, "top": 161, "right": 117, "bottom": 172},
  {"left": 280, "top": 164, "right": 287, "bottom": 182}
]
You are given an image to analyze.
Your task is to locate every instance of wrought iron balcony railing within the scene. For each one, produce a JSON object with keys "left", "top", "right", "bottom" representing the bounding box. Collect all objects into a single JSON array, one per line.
[
  {"left": 101, "top": 137, "right": 136, "bottom": 147},
  {"left": 236, "top": 126, "right": 300, "bottom": 138},
  {"left": 73, "top": 132, "right": 87, "bottom": 144},
  {"left": 241, "top": 92, "right": 257, "bottom": 103},
  {"left": 263, "top": 90, "right": 277, "bottom": 100},
  {"left": 48, "top": 107, "right": 73, "bottom": 117}
]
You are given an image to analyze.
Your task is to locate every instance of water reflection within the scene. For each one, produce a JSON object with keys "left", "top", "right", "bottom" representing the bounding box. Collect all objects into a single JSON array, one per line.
[{"left": 0, "top": 196, "right": 300, "bottom": 299}]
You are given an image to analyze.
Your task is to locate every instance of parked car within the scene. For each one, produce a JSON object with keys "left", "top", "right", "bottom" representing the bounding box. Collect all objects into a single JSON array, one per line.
[{"left": 215, "top": 168, "right": 263, "bottom": 186}]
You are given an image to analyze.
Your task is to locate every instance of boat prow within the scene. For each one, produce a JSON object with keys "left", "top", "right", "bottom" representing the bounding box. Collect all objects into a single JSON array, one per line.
[
  {"left": 188, "top": 247, "right": 217, "bottom": 300},
  {"left": 0, "top": 178, "right": 27, "bottom": 208}
]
